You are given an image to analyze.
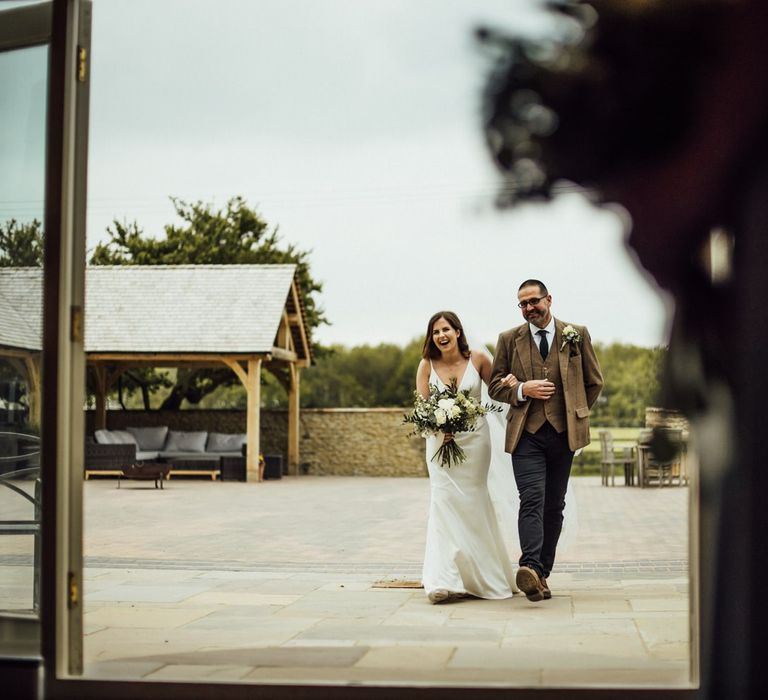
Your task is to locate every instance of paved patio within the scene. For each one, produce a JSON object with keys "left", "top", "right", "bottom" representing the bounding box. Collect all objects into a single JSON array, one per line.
[{"left": 3, "top": 475, "right": 693, "bottom": 688}]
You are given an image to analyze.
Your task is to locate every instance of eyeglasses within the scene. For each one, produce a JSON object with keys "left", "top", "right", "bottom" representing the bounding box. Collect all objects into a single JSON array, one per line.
[{"left": 518, "top": 296, "right": 545, "bottom": 309}]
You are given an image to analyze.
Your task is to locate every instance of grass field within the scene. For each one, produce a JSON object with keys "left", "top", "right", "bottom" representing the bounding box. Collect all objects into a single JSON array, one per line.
[
  {"left": 570, "top": 426, "right": 644, "bottom": 475},
  {"left": 583, "top": 426, "right": 643, "bottom": 452}
]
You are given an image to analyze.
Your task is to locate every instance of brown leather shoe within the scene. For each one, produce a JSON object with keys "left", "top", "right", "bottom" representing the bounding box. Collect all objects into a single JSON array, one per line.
[
  {"left": 540, "top": 574, "right": 552, "bottom": 600},
  {"left": 516, "top": 566, "right": 545, "bottom": 602}
]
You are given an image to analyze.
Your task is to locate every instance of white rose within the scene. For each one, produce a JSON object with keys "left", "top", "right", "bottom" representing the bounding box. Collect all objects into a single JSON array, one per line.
[
  {"left": 434, "top": 409, "right": 447, "bottom": 425},
  {"left": 437, "top": 398, "right": 455, "bottom": 410},
  {"left": 450, "top": 405, "right": 462, "bottom": 419}
]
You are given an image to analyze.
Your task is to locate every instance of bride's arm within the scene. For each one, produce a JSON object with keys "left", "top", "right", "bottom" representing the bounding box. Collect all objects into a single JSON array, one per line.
[
  {"left": 474, "top": 349, "right": 516, "bottom": 389},
  {"left": 416, "top": 359, "right": 431, "bottom": 400},
  {"left": 474, "top": 351, "right": 493, "bottom": 386}
]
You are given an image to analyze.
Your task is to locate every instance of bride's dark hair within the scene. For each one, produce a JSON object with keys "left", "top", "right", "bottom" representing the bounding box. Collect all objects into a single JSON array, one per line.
[{"left": 422, "top": 311, "right": 471, "bottom": 360}]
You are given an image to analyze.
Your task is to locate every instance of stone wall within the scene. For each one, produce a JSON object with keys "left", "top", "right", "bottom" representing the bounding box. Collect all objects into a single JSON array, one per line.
[
  {"left": 644, "top": 407, "right": 690, "bottom": 431},
  {"left": 85, "top": 408, "right": 427, "bottom": 477}
]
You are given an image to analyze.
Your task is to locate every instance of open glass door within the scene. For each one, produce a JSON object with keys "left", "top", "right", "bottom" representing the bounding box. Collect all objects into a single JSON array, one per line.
[
  {"left": 3, "top": 2, "right": 704, "bottom": 698},
  {"left": 0, "top": 0, "right": 91, "bottom": 685},
  {"left": 0, "top": 0, "right": 53, "bottom": 659}
]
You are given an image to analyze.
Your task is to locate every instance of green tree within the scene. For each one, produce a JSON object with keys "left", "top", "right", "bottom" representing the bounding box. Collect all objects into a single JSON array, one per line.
[
  {"left": 296, "top": 338, "right": 664, "bottom": 422},
  {"left": 90, "top": 197, "right": 325, "bottom": 409},
  {"left": 0, "top": 219, "right": 43, "bottom": 422},
  {"left": 0, "top": 219, "right": 43, "bottom": 267},
  {"left": 300, "top": 345, "right": 369, "bottom": 408},
  {"left": 298, "top": 339, "right": 423, "bottom": 408},
  {"left": 591, "top": 343, "right": 665, "bottom": 426},
  {"left": 379, "top": 338, "right": 424, "bottom": 406}
]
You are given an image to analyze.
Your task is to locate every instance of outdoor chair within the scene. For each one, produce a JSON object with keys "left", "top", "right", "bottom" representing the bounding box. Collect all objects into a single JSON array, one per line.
[
  {"left": 598, "top": 430, "right": 635, "bottom": 486},
  {"left": 637, "top": 428, "right": 685, "bottom": 487},
  {"left": 84, "top": 437, "right": 137, "bottom": 478}
]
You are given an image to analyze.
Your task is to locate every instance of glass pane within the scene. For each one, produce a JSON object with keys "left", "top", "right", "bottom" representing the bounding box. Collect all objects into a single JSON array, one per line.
[
  {"left": 78, "top": 0, "right": 690, "bottom": 690},
  {"left": 0, "top": 41, "right": 48, "bottom": 617}
]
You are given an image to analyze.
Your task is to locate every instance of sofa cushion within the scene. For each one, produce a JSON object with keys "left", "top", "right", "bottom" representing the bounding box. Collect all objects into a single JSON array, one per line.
[
  {"left": 206, "top": 432, "right": 246, "bottom": 453},
  {"left": 136, "top": 450, "right": 161, "bottom": 461},
  {"left": 126, "top": 426, "right": 168, "bottom": 451},
  {"left": 164, "top": 430, "right": 207, "bottom": 453},
  {"left": 94, "top": 429, "right": 136, "bottom": 446},
  {"left": 112, "top": 430, "right": 137, "bottom": 445},
  {"left": 94, "top": 429, "right": 113, "bottom": 445}
]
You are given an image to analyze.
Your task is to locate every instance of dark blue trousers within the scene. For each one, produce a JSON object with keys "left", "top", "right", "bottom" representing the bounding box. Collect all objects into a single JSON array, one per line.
[{"left": 512, "top": 421, "right": 574, "bottom": 578}]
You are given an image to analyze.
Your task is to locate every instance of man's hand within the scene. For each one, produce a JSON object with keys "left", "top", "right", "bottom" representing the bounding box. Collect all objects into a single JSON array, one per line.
[{"left": 522, "top": 380, "right": 556, "bottom": 400}]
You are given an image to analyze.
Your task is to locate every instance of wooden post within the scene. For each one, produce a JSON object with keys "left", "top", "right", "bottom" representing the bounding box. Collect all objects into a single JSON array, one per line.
[
  {"left": 288, "top": 365, "right": 301, "bottom": 475},
  {"left": 223, "top": 358, "right": 263, "bottom": 482},
  {"left": 18, "top": 356, "right": 41, "bottom": 429},
  {"left": 93, "top": 365, "right": 107, "bottom": 430},
  {"left": 246, "top": 358, "right": 262, "bottom": 482}
]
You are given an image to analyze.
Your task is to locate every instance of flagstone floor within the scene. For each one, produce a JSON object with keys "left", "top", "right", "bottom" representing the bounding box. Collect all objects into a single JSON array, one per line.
[{"left": 2, "top": 475, "right": 693, "bottom": 688}]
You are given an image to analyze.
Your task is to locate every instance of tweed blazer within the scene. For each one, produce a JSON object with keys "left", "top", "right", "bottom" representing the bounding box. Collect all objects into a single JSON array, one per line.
[{"left": 488, "top": 318, "right": 604, "bottom": 453}]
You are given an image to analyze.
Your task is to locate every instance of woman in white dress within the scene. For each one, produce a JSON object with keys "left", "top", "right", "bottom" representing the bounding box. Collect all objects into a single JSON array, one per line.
[{"left": 416, "top": 311, "right": 518, "bottom": 603}]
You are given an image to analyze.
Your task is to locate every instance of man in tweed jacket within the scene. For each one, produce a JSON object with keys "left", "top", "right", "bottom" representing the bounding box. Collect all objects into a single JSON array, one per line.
[{"left": 489, "top": 279, "right": 603, "bottom": 602}]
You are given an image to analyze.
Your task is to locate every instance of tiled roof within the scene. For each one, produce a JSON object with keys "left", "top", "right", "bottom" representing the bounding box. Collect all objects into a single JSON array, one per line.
[
  {"left": 0, "top": 265, "right": 306, "bottom": 356},
  {"left": 0, "top": 267, "right": 43, "bottom": 351}
]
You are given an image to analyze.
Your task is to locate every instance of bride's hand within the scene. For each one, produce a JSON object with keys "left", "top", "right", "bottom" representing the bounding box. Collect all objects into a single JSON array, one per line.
[
  {"left": 442, "top": 432, "right": 454, "bottom": 444},
  {"left": 499, "top": 373, "right": 518, "bottom": 387}
]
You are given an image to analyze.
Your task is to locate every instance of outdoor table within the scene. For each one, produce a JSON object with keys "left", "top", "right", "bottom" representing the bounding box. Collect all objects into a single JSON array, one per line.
[
  {"left": 220, "top": 455, "right": 246, "bottom": 481},
  {"left": 118, "top": 462, "right": 170, "bottom": 489},
  {"left": 635, "top": 438, "right": 689, "bottom": 488}
]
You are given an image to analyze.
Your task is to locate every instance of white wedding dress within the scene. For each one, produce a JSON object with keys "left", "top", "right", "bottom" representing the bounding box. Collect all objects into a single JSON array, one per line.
[{"left": 422, "top": 359, "right": 518, "bottom": 599}]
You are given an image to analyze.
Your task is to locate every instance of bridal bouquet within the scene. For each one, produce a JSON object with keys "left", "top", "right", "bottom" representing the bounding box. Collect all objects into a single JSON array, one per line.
[{"left": 403, "top": 379, "right": 501, "bottom": 467}]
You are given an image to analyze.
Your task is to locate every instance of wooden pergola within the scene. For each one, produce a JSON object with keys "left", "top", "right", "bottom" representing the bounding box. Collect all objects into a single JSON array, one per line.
[
  {"left": 0, "top": 265, "right": 312, "bottom": 480},
  {"left": 0, "top": 268, "right": 42, "bottom": 428}
]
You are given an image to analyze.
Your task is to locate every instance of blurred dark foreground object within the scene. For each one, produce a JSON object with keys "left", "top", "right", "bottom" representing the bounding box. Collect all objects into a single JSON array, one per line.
[
  {"left": 479, "top": 0, "right": 768, "bottom": 292},
  {"left": 479, "top": 2, "right": 768, "bottom": 698}
]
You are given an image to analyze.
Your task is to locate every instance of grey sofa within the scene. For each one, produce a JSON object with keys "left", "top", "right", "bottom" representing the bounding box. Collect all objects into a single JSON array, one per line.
[{"left": 85, "top": 426, "right": 246, "bottom": 480}]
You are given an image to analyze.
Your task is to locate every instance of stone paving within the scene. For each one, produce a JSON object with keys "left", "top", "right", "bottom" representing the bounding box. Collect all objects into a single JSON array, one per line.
[{"left": 2, "top": 475, "right": 693, "bottom": 688}]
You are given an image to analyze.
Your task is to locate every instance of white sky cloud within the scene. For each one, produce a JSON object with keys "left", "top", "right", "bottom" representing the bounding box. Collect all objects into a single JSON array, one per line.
[{"left": 81, "top": 0, "right": 670, "bottom": 348}]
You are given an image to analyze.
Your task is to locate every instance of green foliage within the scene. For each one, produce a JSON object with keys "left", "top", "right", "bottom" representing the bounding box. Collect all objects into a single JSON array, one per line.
[
  {"left": 0, "top": 219, "right": 43, "bottom": 267},
  {"left": 93, "top": 369, "right": 175, "bottom": 410},
  {"left": 590, "top": 343, "right": 665, "bottom": 427},
  {"left": 300, "top": 339, "right": 423, "bottom": 408},
  {"left": 90, "top": 197, "right": 325, "bottom": 410},
  {"left": 90, "top": 196, "right": 325, "bottom": 332},
  {"left": 299, "top": 340, "right": 664, "bottom": 427},
  {"left": 0, "top": 360, "right": 27, "bottom": 406}
]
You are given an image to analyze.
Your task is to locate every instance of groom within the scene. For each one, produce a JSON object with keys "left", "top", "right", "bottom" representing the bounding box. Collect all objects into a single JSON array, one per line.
[{"left": 489, "top": 279, "right": 603, "bottom": 602}]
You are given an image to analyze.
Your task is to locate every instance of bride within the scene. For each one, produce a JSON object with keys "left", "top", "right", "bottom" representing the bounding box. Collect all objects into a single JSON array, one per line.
[{"left": 416, "top": 310, "right": 518, "bottom": 603}]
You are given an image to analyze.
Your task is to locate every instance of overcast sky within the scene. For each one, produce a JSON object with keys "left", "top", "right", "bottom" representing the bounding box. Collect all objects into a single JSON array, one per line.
[{"left": 79, "top": 0, "right": 670, "bottom": 349}]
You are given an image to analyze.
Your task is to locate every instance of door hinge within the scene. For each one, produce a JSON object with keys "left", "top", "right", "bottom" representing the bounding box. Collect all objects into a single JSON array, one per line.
[
  {"left": 68, "top": 571, "right": 79, "bottom": 609},
  {"left": 77, "top": 45, "right": 87, "bottom": 82}
]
